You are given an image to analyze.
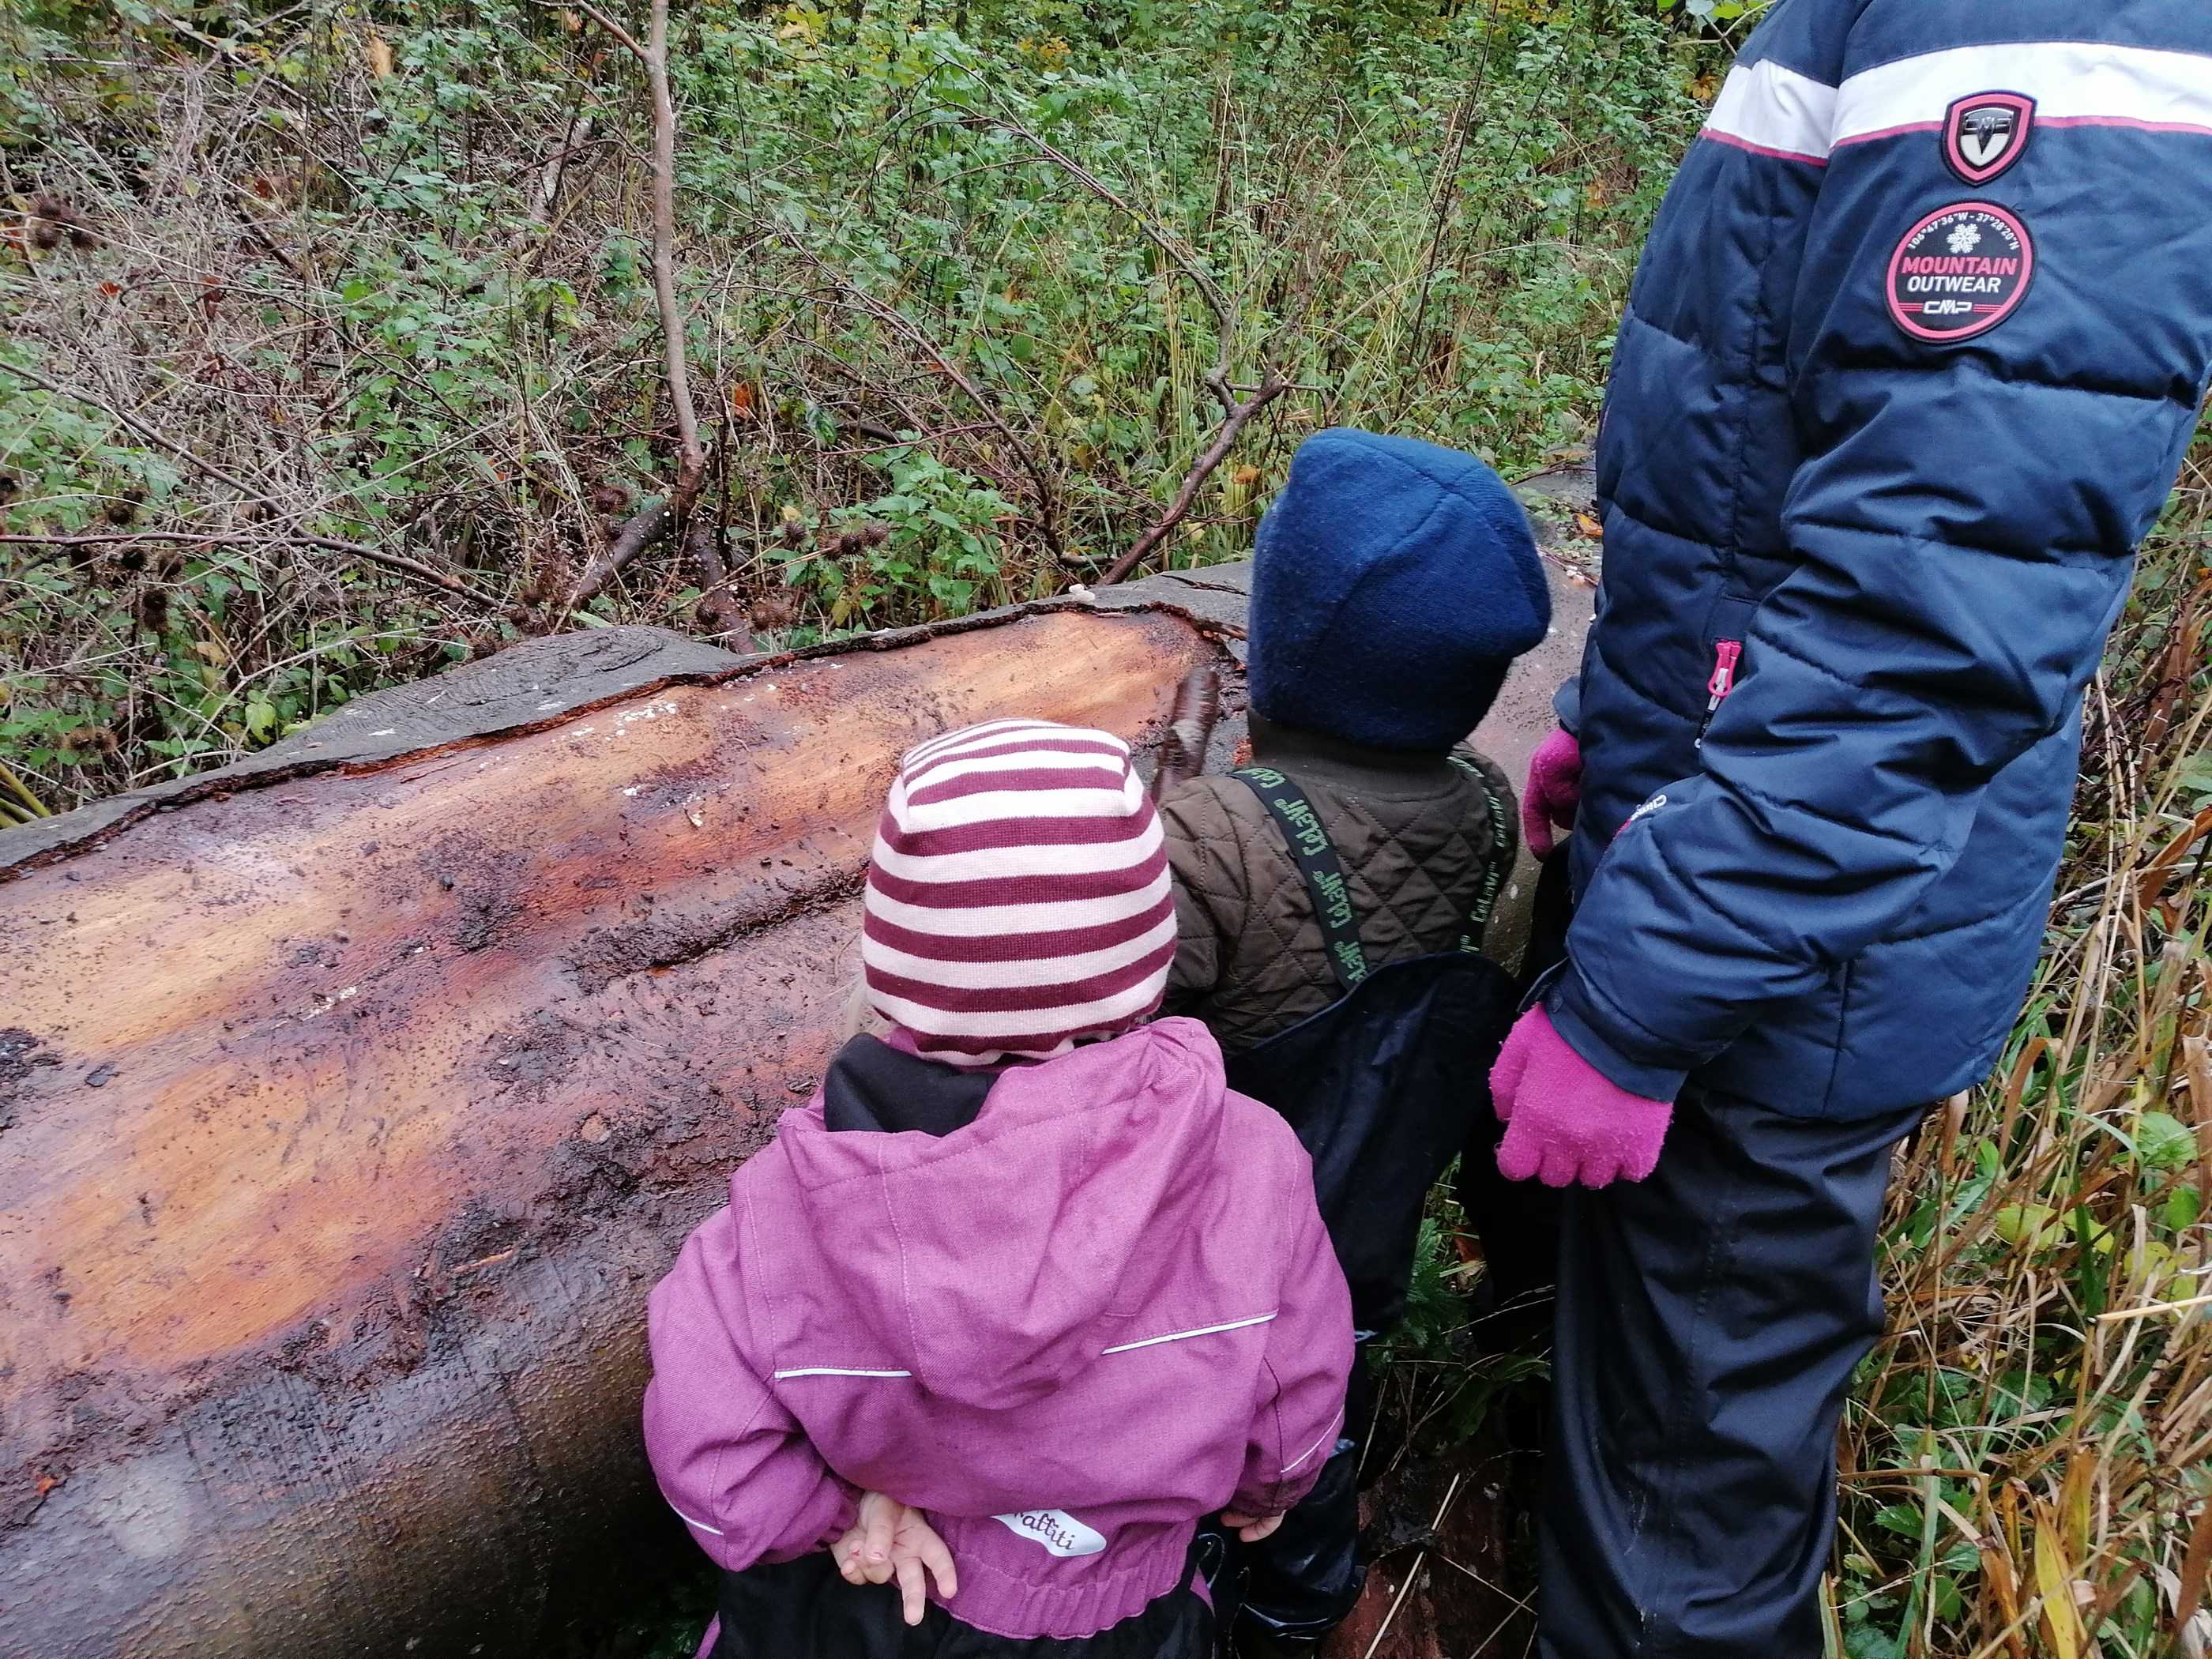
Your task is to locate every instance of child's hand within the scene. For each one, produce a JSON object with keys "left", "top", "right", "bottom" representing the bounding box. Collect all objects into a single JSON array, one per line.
[
  {"left": 1491, "top": 1003, "right": 1673, "bottom": 1187},
  {"left": 1220, "top": 1508, "right": 1286, "bottom": 1544},
  {"left": 834, "top": 1491, "right": 958, "bottom": 1625}
]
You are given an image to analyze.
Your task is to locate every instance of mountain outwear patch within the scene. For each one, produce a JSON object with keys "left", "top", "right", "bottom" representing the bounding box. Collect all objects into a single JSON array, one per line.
[{"left": 1887, "top": 203, "right": 2034, "bottom": 342}]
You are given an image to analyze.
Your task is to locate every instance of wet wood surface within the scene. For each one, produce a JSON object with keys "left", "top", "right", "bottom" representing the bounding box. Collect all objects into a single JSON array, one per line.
[{"left": 0, "top": 602, "right": 1229, "bottom": 1659}]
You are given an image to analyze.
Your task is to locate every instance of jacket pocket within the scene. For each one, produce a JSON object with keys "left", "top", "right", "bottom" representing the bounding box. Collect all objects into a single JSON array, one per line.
[{"left": 1695, "top": 593, "right": 1761, "bottom": 750}]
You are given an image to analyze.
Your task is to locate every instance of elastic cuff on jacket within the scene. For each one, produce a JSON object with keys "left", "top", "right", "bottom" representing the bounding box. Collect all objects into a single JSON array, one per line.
[
  {"left": 1544, "top": 974, "right": 1690, "bottom": 1104},
  {"left": 1232, "top": 1472, "right": 1324, "bottom": 1526}
]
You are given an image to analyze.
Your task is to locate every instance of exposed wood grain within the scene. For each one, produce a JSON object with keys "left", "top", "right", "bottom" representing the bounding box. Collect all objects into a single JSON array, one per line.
[{"left": 0, "top": 604, "right": 1225, "bottom": 1659}]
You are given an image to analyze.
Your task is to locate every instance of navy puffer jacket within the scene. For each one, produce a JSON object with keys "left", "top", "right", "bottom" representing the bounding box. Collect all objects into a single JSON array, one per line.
[{"left": 1556, "top": 0, "right": 2212, "bottom": 1117}]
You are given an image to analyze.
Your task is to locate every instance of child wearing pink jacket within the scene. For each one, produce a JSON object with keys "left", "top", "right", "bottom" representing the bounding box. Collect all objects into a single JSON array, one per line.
[{"left": 643, "top": 720, "right": 1353, "bottom": 1657}]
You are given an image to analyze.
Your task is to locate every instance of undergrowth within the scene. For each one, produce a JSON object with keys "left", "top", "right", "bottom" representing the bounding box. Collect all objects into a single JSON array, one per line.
[{"left": 0, "top": 0, "right": 1705, "bottom": 811}]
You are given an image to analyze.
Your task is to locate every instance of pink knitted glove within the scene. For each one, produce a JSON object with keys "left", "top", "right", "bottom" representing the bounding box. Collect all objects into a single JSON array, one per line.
[
  {"left": 1521, "top": 728, "right": 1582, "bottom": 860},
  {"left": 1490, "top": 1006, "right": 1673, "bottom": 1188}
]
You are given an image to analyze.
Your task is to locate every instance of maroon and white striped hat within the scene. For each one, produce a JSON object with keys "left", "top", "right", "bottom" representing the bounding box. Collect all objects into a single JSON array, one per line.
[{"left": 863, "top": 719, "right": 1176, "bottom": 1065}]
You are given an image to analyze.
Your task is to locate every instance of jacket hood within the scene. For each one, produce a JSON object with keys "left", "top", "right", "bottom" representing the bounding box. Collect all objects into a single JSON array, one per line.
[{"left": 776, "top": 1018, "right": 1229, "bottom": 1411}]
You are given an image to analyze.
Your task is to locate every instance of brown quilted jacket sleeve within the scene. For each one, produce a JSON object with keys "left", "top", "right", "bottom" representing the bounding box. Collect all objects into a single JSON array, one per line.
[{"left": 1156, "top": 777, "right": 1251, "bottom": 1016}]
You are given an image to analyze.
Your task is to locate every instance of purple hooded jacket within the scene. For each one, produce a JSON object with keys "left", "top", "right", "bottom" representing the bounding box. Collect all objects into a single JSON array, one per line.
[{"left": 642, "top": 1016, "right": 1352, "bottom": 1642}]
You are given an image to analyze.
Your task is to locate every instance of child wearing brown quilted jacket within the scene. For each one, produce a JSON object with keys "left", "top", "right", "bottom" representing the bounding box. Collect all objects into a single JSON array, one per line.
[
  {"left": 1155, "top": 427, "right": 1551, "bottom": 1655},
  {"left": 1160, "top": 727, "right": 1517, "bottom": 1051}
]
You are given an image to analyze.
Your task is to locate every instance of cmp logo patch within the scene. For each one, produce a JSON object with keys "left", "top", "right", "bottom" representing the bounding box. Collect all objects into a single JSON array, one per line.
[
  {"left": 1886, "top": 203, "right": 2035, "bottom": 343},
  {"left": 1944, "top": 91, "right": 2035, "bottom": 186}
]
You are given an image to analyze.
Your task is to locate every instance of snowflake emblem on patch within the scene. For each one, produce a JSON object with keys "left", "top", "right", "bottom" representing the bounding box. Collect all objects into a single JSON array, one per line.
[{"left": 1947, "top": 222, "right": 1984, "bottom": 256}]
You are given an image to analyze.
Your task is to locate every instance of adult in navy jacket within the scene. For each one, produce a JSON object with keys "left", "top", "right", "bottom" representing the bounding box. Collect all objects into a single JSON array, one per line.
[{"left": 1491, "top": 3, "right": 2212, "bottom": 1653}]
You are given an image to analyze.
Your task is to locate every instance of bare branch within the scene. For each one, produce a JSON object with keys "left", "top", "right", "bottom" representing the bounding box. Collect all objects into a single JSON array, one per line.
[
  {"left": 554, "top": 0, "right": 717, "bottom": 617},
  {"left": 1098, "top": 369, "right": 1287, "bottom": 588},
  {"left": 690, "top": 419, "right": 750, "bottom": 641},
  {"left": 536, "top": 0, "right": 647, "bottom": 63},
  {"left": 5, "top": 359, "right": 269, "bottom": 504},
  {"left": 562, "top": 501, "right": 672, "bottom": 614},
  {"left": 645, "top": 0, "right": 706, "bottom": 494},
  {"left": 969, "top": 114, "right": 1233, "bottom": 334}
]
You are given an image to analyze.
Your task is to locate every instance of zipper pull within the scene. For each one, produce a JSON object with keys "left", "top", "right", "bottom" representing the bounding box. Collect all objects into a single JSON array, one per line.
[
  {"left": 1706, "top": 641, "right": 1742, "bottom": 710},
  {"left": 1696, "top": 641, "right": 1742, "bottom": 751}
]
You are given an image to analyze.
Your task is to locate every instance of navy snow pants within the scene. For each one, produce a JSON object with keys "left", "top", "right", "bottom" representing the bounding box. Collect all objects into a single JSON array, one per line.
[{"left": 1537, "top": 1083, "right": 1928, "bottom": 1658}]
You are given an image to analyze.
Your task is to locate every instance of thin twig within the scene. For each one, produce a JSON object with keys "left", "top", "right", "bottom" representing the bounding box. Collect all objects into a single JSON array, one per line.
[
  {"left": 964, "top": 109, "right": 1284, "bottom": 586},
  {"left": 1405, "top": 0, "right": 1508, "bottom": 396},
  {"left": 539, "top": 97, "right": 595, "bottom": 217},
  {"left": 789, "top": 241, "right": 1064, "bottom": 561},
  {"left": 538, "top": 0, "right": 645, "bottom": 62},
  {"left": 1360, "top": 1471, "right": 1465, "bottom": 1659},
  {"left": 2097, "top": 1290, "right": 2212, "bottom": 1324}
]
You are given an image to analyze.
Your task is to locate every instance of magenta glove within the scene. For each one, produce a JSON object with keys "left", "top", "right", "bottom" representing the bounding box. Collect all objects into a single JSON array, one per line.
[
  {"left": 1521, "top": 728, "right": 1582, "bottom": 860},
  {"left": 1490, "top": 1006, "right": 1673, "bottom": 1188}
]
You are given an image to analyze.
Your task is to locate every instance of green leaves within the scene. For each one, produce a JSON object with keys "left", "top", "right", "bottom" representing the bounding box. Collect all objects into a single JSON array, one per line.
[
  {"left": 2134, "top": 1109, "right": 2195, "bottom": 1171},
  {"left": 1659, "top": 0, "right": 1774, "bottom": 22},
  {"left": 775, "top": 446, "right": 1018, "bottom": 632}
]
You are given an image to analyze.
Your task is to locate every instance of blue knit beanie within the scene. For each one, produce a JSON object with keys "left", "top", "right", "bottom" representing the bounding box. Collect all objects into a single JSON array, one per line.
[{"left": 1247, "top": 429, "right": 1551, "bottom": 752}]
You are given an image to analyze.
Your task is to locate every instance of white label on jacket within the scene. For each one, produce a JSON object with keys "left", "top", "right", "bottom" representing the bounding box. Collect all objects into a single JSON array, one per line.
[{"left": 993, "top": 1509, "right": 1108, "bottom": 1558}]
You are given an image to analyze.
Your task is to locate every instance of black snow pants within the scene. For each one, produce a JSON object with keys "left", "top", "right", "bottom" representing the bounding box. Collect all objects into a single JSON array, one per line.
[
  {"left": 1537, "top": 1082, "right": 1928, "bottom": 1658},
  {"left": 709, "top": 1550, "right": 1215, "bottom": 1659}
]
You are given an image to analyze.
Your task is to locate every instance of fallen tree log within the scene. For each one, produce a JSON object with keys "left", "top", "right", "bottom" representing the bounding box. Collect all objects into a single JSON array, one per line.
[
  {"left": 0, "top": 540, "right": 1589, "bottom": 1658},
  {"left": 0, "top": 584, "right": 1241, "bottom": 1658}
]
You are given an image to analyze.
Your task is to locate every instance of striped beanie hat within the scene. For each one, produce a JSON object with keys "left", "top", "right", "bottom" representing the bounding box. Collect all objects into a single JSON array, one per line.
[{"left": 862, "top": 719, "right": 1176, "bottom": 1065}]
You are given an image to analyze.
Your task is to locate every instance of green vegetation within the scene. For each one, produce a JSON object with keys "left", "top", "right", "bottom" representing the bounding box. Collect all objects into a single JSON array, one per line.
[
  {"left": 3, "top": 2, "right": 2206, "bottom": 1656},
  {"left": 1, "top": 0, "right": 1702, "bottom": 811}
]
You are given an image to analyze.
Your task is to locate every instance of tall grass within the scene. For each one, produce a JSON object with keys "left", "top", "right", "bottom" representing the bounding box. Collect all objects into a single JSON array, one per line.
[{"left": 1825, "top": 461, "right": 2212, "bottom": 1659}]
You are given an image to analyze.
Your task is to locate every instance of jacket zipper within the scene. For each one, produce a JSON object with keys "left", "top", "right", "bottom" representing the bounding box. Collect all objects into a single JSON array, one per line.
[{"left": 1695, "top": 641, "right": 1742, "bottom": 750}]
